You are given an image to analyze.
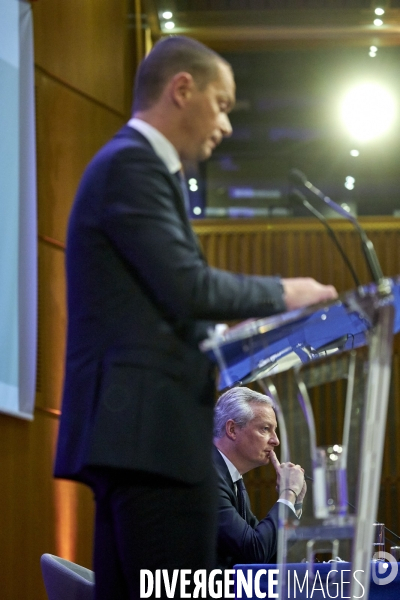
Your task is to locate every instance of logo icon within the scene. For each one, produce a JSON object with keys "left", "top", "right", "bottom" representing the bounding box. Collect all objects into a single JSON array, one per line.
[{"left": 371, "top": 552, "right": 398, "bottom": 586}]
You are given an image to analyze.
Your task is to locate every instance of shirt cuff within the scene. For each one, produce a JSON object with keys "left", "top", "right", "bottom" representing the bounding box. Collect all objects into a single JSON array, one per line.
[{"left": 277, "top": 498, "right": 296, "bottom": 515}]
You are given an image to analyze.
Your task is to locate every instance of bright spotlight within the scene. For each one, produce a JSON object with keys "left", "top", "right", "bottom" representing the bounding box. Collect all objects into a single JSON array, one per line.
[
  {"left": 369, "top": 52, "right": 377, "bottom": 57},
  {"left": 370, "top": 46, "right": 378, "bottom": 52},
  {"left": 340, "top": 82, "right": 396, "bottom": 142},
  {"left": 374, "top": 18, "right": 383, "bottom": 26},
  {"left": 375, "top": 8, "right": 385, "bottom": 16},
  {"left": 164, "top": 21, "right": 175, "bottom": 30},
  {"left": 350, "top": 149, "right": 360, "bottom": 157},
  {"left": 162, "top": 11, "right": 173, "bottom": 19},
  {"left": 193, "top": 207, "right": 202, "bottom": 215}
]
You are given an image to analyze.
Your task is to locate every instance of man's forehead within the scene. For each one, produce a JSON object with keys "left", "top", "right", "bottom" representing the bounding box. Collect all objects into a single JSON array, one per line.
[
  {"left": 214, "top": 62, "right": 235, "bottom": 96},
  {"left": 251, "top": 403, "right": 276, "bottom": 424}
]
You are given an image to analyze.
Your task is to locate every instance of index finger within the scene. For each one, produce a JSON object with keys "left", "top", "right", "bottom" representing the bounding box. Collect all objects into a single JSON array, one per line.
[{"left": 269, "top": 449, "right": 281, "bottom": 472}]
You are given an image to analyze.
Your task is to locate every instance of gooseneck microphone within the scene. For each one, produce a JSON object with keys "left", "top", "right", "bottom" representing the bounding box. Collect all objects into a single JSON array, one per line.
[
  {"left": 290, "top": 189, "right": 360, "bottom": 288},
  {"left": 289, "top": 168, "right": 389, "bottom": 291}
]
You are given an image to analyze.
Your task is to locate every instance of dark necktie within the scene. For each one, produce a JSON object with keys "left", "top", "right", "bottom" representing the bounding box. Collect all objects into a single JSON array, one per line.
[
  {"left": 236, "top": 478, "right": 247, "bottom": 519},
  {"left": 174, "top": 170, "right": 191, "bottom": 214}
]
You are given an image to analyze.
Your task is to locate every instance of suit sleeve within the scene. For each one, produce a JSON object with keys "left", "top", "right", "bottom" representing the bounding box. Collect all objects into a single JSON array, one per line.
[
  {"left": 99, "top": 148, "right": 286, "bottom": 322},
  {"left": 216, "top": 477, "right": 287, "bottom": 565}
]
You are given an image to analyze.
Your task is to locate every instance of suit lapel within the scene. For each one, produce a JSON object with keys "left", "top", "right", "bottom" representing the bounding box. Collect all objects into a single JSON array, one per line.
[
  {"left": 119, "top": 126, "right": 205, "bottom": 260},
  {"left": 213, "top": 446, "right": 241, "bottom": 512}
]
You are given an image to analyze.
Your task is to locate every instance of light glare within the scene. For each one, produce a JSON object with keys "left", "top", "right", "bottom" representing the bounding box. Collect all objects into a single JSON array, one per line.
[
  {"left": 350, "top": 149, "right": 360, "bottom": 157},
  {"left": 374, "top": 18, "right": 383, "bottom": 26},
  {"left": 164, "top": 21, "right": 175, "bottom": 29},
  {"left": 375, "top": 8, "right": 385, "bottom": 16},
  {"left": 370, "top": 46, "right": 378, "bottom": 52},
  {"left": 340, "top": 83, "right": 396, "bottom": 141},
  {"left": 162, "top": 11, "right": 173, "bottom": 19},
  {"left": 193, "top": 207, "right": 202, "bottom": 215}
]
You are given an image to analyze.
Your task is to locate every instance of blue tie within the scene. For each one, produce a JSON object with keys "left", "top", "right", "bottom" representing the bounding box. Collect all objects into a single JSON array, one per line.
[
  {"left": 236, "top": 478, "right": 247, "bottom": 519},
  {"left": 174, "top": 170, "right": 191, "bottom": 214}
]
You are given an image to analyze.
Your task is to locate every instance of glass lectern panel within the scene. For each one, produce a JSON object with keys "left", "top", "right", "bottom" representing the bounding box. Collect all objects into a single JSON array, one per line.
[{"left": 201, "top": 279, "right": 399, "bottom": 599}]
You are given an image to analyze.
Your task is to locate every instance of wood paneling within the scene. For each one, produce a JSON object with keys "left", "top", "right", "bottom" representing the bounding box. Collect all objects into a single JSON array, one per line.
[
  {"left": 0, "top": 410, "right": 94, "bottom": 599},
  {"left": 32, "top": 0, "right": 130, "bottom": 115},
  {"left": 35, "top": 69, "right": 125, "bottom": 244},
  {"left": 195, "top": 216, "right": 400, "bottom": 287},
  {"left": 36, "top": 240, "right": 66, "bottom": 412}
]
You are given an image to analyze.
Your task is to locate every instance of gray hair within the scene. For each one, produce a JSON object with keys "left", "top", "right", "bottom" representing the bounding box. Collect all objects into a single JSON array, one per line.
[{"left": 213, "top": 387, "right": 274, "bottom": 439}]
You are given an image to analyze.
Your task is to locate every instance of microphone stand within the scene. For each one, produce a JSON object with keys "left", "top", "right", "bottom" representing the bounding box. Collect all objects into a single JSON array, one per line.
[
  {"left": 289, "top": 169, "right": 391, "bottom": 295},
  {"left": 290, "top": 189, "right": 360, "bottom": 287}
]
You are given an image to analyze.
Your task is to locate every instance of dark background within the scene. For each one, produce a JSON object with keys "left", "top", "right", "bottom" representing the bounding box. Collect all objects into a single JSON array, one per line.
[{"left": 198, "top": 46, "right": 400, "bottom": 218}]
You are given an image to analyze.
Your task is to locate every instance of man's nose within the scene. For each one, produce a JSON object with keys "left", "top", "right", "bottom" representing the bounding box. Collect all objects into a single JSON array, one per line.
[
  {"left": 220, "top": 114, "right": 232, "bottom": 137},
  {"left": 271, "top": 434, "right": 280, "bottom": 447}
]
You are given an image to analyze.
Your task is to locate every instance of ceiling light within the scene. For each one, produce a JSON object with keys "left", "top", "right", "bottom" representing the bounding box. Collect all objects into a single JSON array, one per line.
[
  {"left": 193, "top": 207, "right": 202, "bottom": 215},
  {"left": 350, "top": 149, "right": 360, "bottom": 157},
  {"left": 162, "top": 11, "right": 173, "bottom": 19},
  {"left": 370, "top": 46, "right": 378, "bottom": 52},
  {"left": 375, "top": 8, "right": 385, "bottom": 16},
  {"left": 369, "top": 52, "right": 377, "bottom": 57},
  {"left": 340, "top": 82, "right": 396, "bottom": 142},
  {"left": 164, "top": 21, "right": 175, "bottom": 30},
  {"left": 374, "top": 18, "right": 383, "bottom": 26}
]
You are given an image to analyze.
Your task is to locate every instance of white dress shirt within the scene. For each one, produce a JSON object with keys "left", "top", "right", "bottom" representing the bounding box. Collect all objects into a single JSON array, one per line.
[{"left": 127, "top": 118, "right": 181, "bottom": 174}]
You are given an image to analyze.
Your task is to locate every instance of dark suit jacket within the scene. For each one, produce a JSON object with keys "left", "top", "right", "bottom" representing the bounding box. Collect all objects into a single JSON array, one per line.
[
  {"left": 54, "top": 125, "right": 286, "bottom": 485},
  {"left": 213, "top": 446, "right": 293, "bottom": 569}
]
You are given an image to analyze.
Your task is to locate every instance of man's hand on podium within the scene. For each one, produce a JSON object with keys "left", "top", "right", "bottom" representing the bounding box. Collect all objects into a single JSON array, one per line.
[{"left": 282, "top": 277, "right": 338, "bottom": 311}]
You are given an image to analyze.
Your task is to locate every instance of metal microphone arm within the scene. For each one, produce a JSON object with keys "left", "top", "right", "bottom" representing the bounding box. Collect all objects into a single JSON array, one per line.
[
  {"left": 289, "top": 169, "right": 387, "bottom": 289},
  {"left": 290, "top": 189, "right": 360, "bottom": 287}
]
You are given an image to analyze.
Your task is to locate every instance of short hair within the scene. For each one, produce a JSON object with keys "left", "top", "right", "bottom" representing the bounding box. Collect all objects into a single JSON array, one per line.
[
  {"left": 133, "top": 35, "right": 229, "bottom": 112},
  {"left": 213, "top": 387, "right": 274, "bottom": 439}
]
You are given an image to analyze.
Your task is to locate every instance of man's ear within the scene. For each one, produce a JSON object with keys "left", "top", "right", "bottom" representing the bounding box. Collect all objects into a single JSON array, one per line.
[
  {"left": 169, "top": 71, "right": 195, "bottom": 107},
  {"left": 225, "top": 419, "right": 237, "bottom": 441}
]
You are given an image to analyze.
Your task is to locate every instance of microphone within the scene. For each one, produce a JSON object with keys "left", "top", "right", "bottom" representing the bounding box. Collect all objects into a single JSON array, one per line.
[
  {"left": 290, "top": 189, "right": 360, "bottom": 288},
  {"left": 289, "top": 169, "right": 389, "bottom": 292}
]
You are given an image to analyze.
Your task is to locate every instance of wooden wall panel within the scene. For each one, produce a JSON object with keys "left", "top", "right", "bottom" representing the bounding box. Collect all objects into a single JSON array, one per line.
[
  {"left": 32, "top": 0, "right": 130, "bottom": 115},
  {"left": 195, "top": 217, "right": 400, "bottom": 287},
  {"left": 36, "top": 70, "right": 125, "bottom": 244},
  {"left": 0, "top": 411, "right": 94, "bottom": 599},
  {"left": 36, "top": 241, "right": 66, "bottom": 412}
]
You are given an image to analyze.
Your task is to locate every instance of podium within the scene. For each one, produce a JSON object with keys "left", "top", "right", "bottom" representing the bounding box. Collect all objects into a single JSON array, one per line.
[{"left": 201, "top": 278, "right": 400, "bottom": 599}]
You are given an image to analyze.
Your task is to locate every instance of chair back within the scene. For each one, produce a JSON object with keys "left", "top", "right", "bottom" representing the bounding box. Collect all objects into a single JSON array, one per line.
[{"left": 40, "top": 553, "right": 95, "bottom": 600}]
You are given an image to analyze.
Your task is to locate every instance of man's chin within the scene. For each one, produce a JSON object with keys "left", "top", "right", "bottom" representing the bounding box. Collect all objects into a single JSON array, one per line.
[{"left": 198, "top": 148, "right": 213, "bottom": 162}]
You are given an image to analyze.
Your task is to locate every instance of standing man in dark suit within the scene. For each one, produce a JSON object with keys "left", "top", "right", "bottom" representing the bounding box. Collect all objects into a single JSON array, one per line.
[
  {"left": 54, "top": 35, "right": 335, "bottom": 599},
  {"left": 213, "top": 387, "right": 306, "bottom": 568}
]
